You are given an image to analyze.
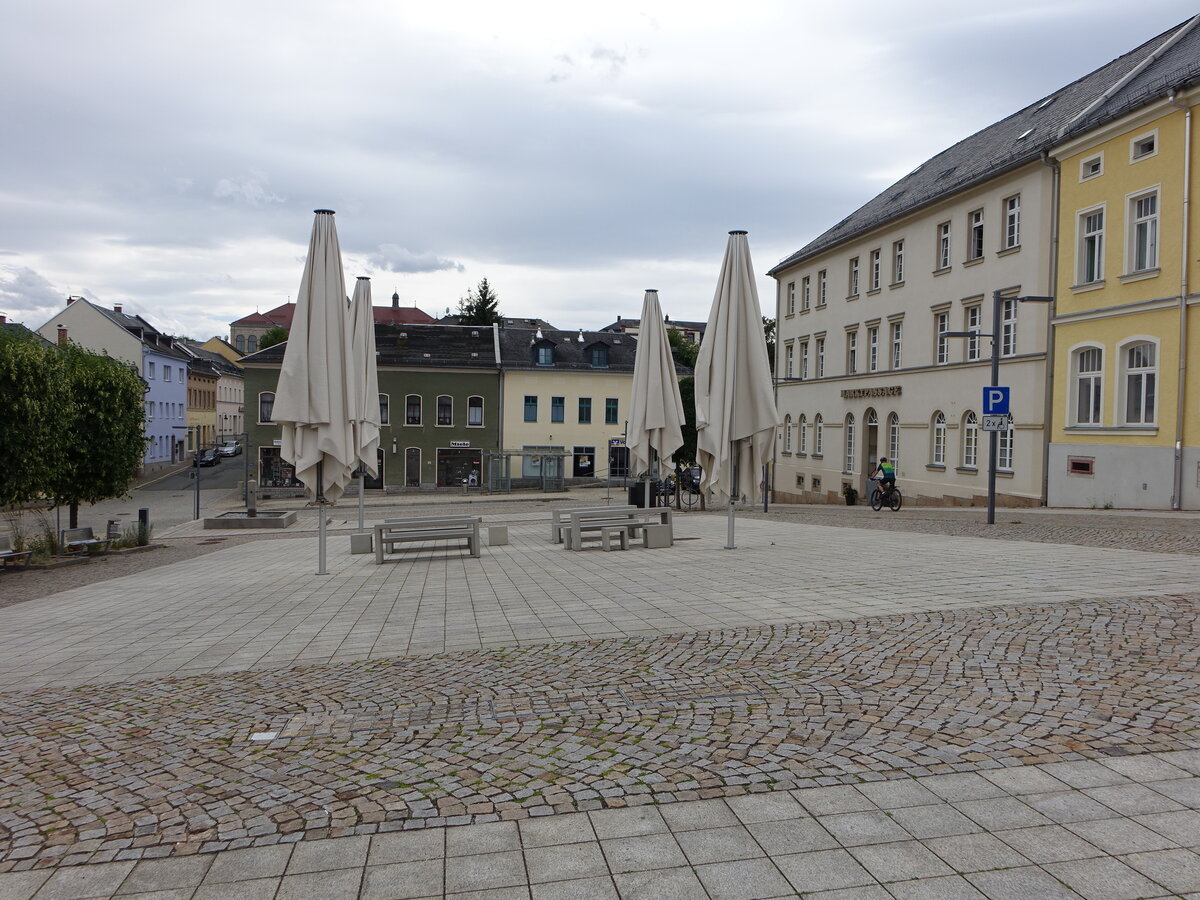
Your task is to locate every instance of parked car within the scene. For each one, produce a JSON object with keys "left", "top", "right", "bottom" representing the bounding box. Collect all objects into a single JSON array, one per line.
[
  {"left": 217, "top": 440, "right": 242, "bottom": 457},
  {"left": 193, "top": 448, "right": 221, "bottom": 467}
]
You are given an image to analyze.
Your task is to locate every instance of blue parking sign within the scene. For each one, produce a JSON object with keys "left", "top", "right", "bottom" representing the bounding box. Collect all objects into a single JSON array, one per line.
[{"left": 983, "top": 387, "right": 1010, "bottom": 415}]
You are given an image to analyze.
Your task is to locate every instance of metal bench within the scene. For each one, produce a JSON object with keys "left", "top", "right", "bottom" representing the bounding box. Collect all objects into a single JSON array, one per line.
[
  {"left": 375, "top": 516, "right": 482, "bottom": 563},
  {"left": 0, "top": 535, "right": 32, "bottom": 570},
  {"left": 60, "top": 527, "right": 111, "bottom": 556}
]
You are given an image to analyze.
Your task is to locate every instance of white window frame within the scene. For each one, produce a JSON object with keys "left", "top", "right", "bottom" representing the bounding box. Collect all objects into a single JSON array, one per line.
[
  {"left": 932, "top": 411, "right": 946, "bottom": 465},
  {"left": 962, "top": 411, "right": 978, "bottom": 468},
  {"left": 965, "top": 305, "right": 982, "bottom": 361},
  {"left": 1077, "top": 204, "right": 1106, "bottom": 284},
  {"left": 844, "top": 413, "right": 856, "bottom": 473},
  {"left": 892, "top": 240, "right": 905, "bottom": 284},
  {"left": 1119, "top": 338, "right": 1158, "bottom": 426},
  {"left": 890, "top": 321, "right": 903, "bottom": 369},
  {"left": 817, "top": 269, "right": 827, "bottom": 307},
  {"left": 1080, "top": 152, "right": 1104, "bottom": 181},
  {"left": 868, "top": 326, "right": 879, "bottom": 372},
  {"left": 869, "top": 249, "right": 881, "bottom": 291},
  {"left": 888, "top": 412, "right": 900, "bottom": 464},
  {"left": 799, "top": 341, "right": 809, "bottom": 380},
  {"left": 846, "top": 330, "right": 857, "bottom": 374},
  {"left": 1126, "top": 187, "right": 1160, "bottom": 274},
  {"left": 436, "top": 394, "right": 453, "bottom": 426},
  {"left": 848, "top": 257, "right": 860, "bottom": 296},
  {"left": 785, "top": 342, "right": 795, "bottom": 379},
  {"left": 801, "top": 276, "right": 811, "bottom": 312},
  {"left": 406, "top": 393, "right": 423, "bottom": 426},
  {"left": 815, "top": 337, "right": 825, "bottom": 378},
  {"left": 937, "top": 222, "right": 951, "bottom": 270},
  {"left": 467, "top": 395, "right": 484, "bottom": 427},
  {"left": 1130, "top": 128, "right": 1158, "bottom": 163},
  {"left": 814, "top": 414, "right": 824, "bottom": 456},
  {"left": 1071, "top": 343, "right": 1104, "bottom": 426},
  {"left": 257, "top": 391, "right": 275, "bottom": 424},
  {"left": 1003, "top": 194, "right": 1021, "bottom": 249},
  {"left": 968, "top": 209, "right": 984, "bottom": 260},
  {"left": 935, "top": 312, "right": 949, "bottom": 365},
  {"left": 998, "top": 422, "right": 1014, "bottom": 471},
  {"left": 1001, "top": 298, "right": 1017, "bottom": 357},
  {"left": 379, "top": 393, "right": 390, "bottom": 426},
  {"left": 147, "top": 361, "right": 155, "bottom": 379},
  {"left": 786, "top": 281, "right": 795, "bottom": 316},
  {"left": 797, "top": 414, "right": 808, "bottom": 453},
  {"left": 783, "top": 414, "right": 792, "bottom": 452}
]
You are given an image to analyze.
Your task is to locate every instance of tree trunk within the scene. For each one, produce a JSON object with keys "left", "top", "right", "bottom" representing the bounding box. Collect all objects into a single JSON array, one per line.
[{"left": 69, "top": 501, "right": 79, "bottom": 530}]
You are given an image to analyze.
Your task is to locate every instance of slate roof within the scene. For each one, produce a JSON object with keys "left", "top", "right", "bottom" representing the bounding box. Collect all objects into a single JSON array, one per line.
[
  {"left": 498, "top": 326, "right": 690, "bottom": 375},
  {"left": 86, "top": 300, "right": 190, "bottom": 360},
  {"left": 768, "top": 17, "right": 1200, "bottom": 275},
  {"left": 241, "top": 324, "right": 499, "bottom": 369},
  {"left": 177, "top": 343, "right": 244, "bottom": 377},
  {"left": 600, "top": 317, "right": 707, "bottom": 334},
  {"left": 0, "top": 322, "right": 52, "bottom": 344}
]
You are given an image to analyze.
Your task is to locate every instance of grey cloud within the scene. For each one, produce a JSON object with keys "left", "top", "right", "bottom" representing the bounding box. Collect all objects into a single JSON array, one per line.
[
  {"left": 590, "top": 46, "right": 627, "bottom": 76},
  {"left": 214, "top": 173, "right": 284, "bottom": 206},
  {"left": 0, "top": 266, "right": 62, "bottom": 314},
  {"left": 367, "top": 244, "right": 465, "bottom": 274}
]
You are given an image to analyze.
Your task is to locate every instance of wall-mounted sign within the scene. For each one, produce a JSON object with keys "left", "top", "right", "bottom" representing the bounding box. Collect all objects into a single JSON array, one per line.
[
  {"left": 449, "top": 440, "right": 471, "bottom": 448},
  {"left": 840, "top": 386, "right": 902, "bottom": 399}
]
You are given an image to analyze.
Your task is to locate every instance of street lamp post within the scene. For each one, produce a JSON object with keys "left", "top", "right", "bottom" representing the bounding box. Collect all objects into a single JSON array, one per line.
[{"left": 946, "top": 289, "right": 1053, "bottom": 525}]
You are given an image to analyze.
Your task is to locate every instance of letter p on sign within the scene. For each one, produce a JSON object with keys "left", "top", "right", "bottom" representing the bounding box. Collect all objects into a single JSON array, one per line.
[{"left": 984, "top": 387, "right": 1010, "bottom": 415}]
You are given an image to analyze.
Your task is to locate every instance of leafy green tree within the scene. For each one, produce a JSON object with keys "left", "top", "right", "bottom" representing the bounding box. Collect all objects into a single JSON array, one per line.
[
  {"left": 676, "top": 376, "right": 697, "bottom": 466},
  {"left": 457, "top": 278, "right": 501, "bottom": 325},
  {"left": 0, "top": 330, "right": 69, "bottom": 508},
  {"left": 666, "top": 327, "right": 699, "bottom": 369},
  {"left": 258, "top": 325, "right": 288, "bottom": 350},
  {"left": 50, "top": 342, "right": 147, "bottom": 528}
]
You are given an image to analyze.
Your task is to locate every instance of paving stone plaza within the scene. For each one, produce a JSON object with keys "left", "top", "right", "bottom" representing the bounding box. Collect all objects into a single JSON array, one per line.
[{"left": 1, "top": 498, "right": 1199, "bottom": 898}]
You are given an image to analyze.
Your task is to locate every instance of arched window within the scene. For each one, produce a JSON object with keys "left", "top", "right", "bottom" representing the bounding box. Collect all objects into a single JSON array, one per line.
[
  {"left": 998, "top": 421, "right": 1015, "bottom": 471},
  {"left": 468, "top": 396, "right": 484, "bottom": 427},
  {"left": 1121, "top": 340, "right": 1157, "bottom": 424},
  {"left": 1073, "top": 345, "right": 1104, "bottom": 425},
  {"left": 258, "top": 391, "right": 275, "bottom": 423},
  {"left": 379, "top": 394, "right": 390, "bottom": 426},
  {"left": 962, "top": 411, "right": 978, "bottom": 468},
  {"left": 405, "top": 394, "right": 422, "bottom": 425},
  {"left": 844, "top": 413, "right": 856, "bottom": 473},
  {"left": 797, "top": 414, "right": 807, "bottom": 453},
  {"left": 888, "top": 412, "right": 900, "bottom": 464},
  {"left": 783, "top": 415, "right": 792, "bottom": 452},
  {"left": 931, "top": 411, "right": 946, "bottom": 465},
  {"left": 235, "top": 334, "right": 245, "bottom": 354},
  {"left": 814, "top": 414, "right": 824, "bottom": 455},
  {"left": 436, "top": 395, "right": 453, "bottom": 426},
  {"left": 247, "top": 334, "right": 258, "bottom": 353}
]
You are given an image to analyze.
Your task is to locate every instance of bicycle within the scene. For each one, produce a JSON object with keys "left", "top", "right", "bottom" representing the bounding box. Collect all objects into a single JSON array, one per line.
[{"left": 869, "top": 478, "right": 903, "bottom": 511}]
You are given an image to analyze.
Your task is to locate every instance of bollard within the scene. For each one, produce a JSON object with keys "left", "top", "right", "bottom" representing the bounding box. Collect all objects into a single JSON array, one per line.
[{"left": 247, "top": 479, "right": 258, "bottom": 518}]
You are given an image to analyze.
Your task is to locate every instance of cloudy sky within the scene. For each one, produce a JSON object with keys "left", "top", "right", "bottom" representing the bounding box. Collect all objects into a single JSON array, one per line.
[{"left": 2, "top": 1, "right": 1196, "bottom": 339}]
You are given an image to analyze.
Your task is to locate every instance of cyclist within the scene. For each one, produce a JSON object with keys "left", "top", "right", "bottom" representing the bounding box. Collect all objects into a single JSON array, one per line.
[{"left": 871, "top": 457, "right": 896, "bottom": 497}]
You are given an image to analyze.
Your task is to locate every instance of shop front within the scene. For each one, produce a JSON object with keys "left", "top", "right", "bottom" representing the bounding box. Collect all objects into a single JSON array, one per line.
[{"left": 436, "top": 445, "right": 482, "bottom": 486}]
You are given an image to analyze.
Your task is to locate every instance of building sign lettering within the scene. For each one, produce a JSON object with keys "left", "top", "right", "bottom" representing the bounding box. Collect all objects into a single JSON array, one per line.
[
  {"left": 840, "top": 386, "right": 902, "bottom": 399},
  {"left": 449, "top": 440, "right": 471, "bottom": 448}
]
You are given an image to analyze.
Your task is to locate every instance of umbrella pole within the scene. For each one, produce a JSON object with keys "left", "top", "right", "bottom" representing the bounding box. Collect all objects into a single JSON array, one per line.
[
  {"left": 316, "top": 460, "right": 328, "bottom": 576},
  {"left": 725, "top": 439, "right": 737, "bottom": 549},
  {"left": 358, "top": 462, "right": 365, "bottom": 532}
]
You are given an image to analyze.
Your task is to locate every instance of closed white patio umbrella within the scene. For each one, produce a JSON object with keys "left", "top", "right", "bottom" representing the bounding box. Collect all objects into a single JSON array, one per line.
[
  {"left": 273, "top": 209, "right": 357, "bottom": 574},
  {"left": 350, "top": 276, "right": 381, "bottom": 531},
  {"left": 627, "top": 289, "right": 685, "bottom": 506},
  {"left": 694, "top": 230, "right": 779, "bottom": 549}
]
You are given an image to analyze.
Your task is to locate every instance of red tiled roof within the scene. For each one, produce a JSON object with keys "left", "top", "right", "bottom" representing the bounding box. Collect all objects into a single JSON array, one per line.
[{"left": 231, "top": 302, "right": 436, "bottom": 329}]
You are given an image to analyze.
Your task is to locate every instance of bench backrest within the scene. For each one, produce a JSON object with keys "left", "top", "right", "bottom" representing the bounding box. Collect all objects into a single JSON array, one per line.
[
  {"left": 555, "top": 505, "right": 635, "bottom": 519},
  {"left": 384, "top": 515, "right": 481, "bottom": 526},
  {"left": 568, "top": 509, "right": 642, "bottom": 524},
  {"left": 61, "top": 527, "right": 95, "bottom": 542}
]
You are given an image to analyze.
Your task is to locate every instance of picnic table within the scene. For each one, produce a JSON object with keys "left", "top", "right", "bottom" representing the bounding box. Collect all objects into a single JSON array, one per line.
[
  {"left": 374, "top": 515, "right": 482, "bottom": 563},
  {"left": 562, "top": 507, "right": 673, "bottom": 551}
]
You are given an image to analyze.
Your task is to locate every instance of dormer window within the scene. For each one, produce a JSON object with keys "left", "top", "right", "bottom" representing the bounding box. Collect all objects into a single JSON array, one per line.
[
  {"left": 535, "top": 342, "right": 554, "bottom": 366},
  {"left": 589, "top": 344, "right": 609, "bottom": 368}
]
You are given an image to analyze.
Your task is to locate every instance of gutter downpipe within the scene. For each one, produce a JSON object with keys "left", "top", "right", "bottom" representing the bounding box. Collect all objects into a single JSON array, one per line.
[
  {"left": 493, "top": 322, "right": 503, "bottom": 491},
  {"left": 1039, "top": 150, "right": 1060, "bottom": 507},
  {"left": 771, "top": 274, "right": 782, "bottom": 507},
  {"left": 1169, "top": 89, "right": 1191, "bottom": 510}
]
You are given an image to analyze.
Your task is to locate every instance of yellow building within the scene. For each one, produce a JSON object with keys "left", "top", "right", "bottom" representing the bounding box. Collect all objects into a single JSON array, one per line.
[
  {"left": 498, "top": 327, "right": 643, "bottom": 481},
  {"left": 1048, "top": 20, "right": 1200, "bottom": 509}
]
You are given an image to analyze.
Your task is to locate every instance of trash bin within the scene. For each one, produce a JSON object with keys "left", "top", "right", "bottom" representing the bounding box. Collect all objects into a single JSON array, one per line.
[{"left": 628, "top": 481, "right": 659, "bottom": 508}]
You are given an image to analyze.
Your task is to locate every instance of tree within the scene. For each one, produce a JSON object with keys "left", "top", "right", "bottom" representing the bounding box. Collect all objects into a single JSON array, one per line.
[
  {"left": 258, "top": 325, "right": 288, "bottom": 350},
  {"left": 666, "top": 327, "right": 699, "bottom": 369},
  {"left": 763, "top": 316, "right": 776, "bottom": 374},
  {"left": 457, "top": 278, "right": 501, "bottom": 325},
  {"left": 0, "top": 330, "right": 69, "bottom": 508},
  {"left": 676, "top": 376, "right": 697, "bottom": 466},
  {"left": 50, "top": 342, "right": 147, "bottom": 528}
]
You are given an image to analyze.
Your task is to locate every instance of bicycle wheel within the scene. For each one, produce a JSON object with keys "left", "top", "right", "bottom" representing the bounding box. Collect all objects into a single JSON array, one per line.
[
  {"left": 680, "top": 488, "right": 698, "bottom": 510},
  {"left": 888, "top": 488, "right": 903, "bottom": 511},
  {"left": 870, "top": 488, "right": 883, "bottom": 511}
]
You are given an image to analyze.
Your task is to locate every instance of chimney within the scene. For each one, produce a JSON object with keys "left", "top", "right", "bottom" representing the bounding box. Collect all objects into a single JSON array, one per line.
[
  {"left": 57, "top": 325, "right": 68, "bottom": 345},
  {"left": 0, "top": 314, "right": 6, "bottom": 323},
  {"left": 66, "top": 295, "right": 78, "bottom": 305},
  {"left": 113, "top": 303, "right": 123, "bottom": 314},
  {"left": 392, "top": 291, "right": 399, "bottom": 309}
]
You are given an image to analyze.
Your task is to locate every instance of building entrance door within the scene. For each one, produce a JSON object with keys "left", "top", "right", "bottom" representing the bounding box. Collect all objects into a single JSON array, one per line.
[{"left": 863, "top": 408, "right": 879, "bottom": 495}]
